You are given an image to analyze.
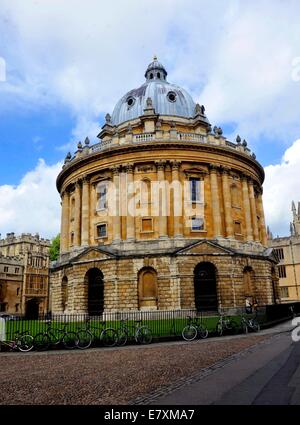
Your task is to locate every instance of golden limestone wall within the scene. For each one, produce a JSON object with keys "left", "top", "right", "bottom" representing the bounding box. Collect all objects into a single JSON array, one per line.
[
  {"left": 59, "top": 157, "right": 267, "bottom": 253},
  {"left": 50, "top": 251, "right": 276, "bottom": 314}
]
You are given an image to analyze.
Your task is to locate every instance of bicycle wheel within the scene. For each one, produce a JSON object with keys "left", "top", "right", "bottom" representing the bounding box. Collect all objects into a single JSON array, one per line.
[
  {"left": 250, "top": 320, "right": 260, "bottom": 332},
  {"left": 18, "top": 334, "right": 34, "bottom": 352},
  {"left": 34, "top": 333, "right": 51, "bottom": 351},
  {"left": 101, "top": 328, "right": 118, "bottom": 347},
  {"left": 241, "top": 321, "right": 248, "bottom": 334},
  {"left": 228, "top": 320, "right": 239, "bottom": 334},
  {"left": 62, "top": 332, "right": 78, "bottom": 349},
  {"left": 216, "top": 322, "right": 223, "bottom": 337},
  {"left": 117, "top": 331, "right": 128, "bottom": 346},
  {"left": 182, "top": 325, "right": 197, "bottom": 341},
  {"left": 76, "top": 330, "right": 93, "bottom": 349},
  {"left": 198, "top": 326, "right": 209, "bottom": 339},
  {"left": 136, "top": 326, "right": 152, "bottom": 344}
]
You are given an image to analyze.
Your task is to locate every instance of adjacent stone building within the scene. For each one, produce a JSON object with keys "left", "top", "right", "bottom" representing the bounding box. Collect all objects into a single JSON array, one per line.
[
  {"left": 268, "top": 201, "right": 300, "bottom": 302},
  {"left": 50, "top": 57, "right": 279, "bottom": 315},
  {"left": 0, "top": 233, "right": 50, "bottom": 316}
]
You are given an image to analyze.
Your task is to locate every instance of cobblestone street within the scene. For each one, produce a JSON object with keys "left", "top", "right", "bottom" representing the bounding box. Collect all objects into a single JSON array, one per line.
[{"left": 0, "top": 334, "right": 268, "bottom": 405}]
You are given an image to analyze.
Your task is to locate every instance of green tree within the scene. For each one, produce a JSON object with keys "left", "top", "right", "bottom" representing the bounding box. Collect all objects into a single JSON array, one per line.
[{"left": 49, "top": 234, "right": 60, "bottom": 261}]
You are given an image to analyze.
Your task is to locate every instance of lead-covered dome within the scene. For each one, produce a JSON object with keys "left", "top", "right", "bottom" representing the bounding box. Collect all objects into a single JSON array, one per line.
[{"left": 111, "top": 57, "right": 196, "bottom": 126}]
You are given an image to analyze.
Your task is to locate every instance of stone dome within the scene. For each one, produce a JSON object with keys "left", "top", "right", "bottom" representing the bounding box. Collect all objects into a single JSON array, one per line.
[{"left": 111, "top": 57, "right": 197, "bottom": 126}]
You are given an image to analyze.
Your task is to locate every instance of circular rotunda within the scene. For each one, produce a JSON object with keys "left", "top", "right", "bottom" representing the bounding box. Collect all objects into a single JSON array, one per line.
[{"left": 50, "top": 57, "right": 279, "bottom": 315}]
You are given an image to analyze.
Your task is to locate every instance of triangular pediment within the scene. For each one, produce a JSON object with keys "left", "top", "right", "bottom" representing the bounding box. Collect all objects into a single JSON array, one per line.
[
  {"left": 71, "top": 247, "right": 116, "bottom": 263},
  {"left": 176, "top": 240, "right": 234, "bottom": 256}
]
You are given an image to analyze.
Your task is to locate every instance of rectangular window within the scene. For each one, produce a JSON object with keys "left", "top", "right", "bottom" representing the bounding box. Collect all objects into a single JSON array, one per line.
[
  {"left": 190, "top": 178, "right": 200, "bottom": 202},
  {"left": 15, "top": 268, "right": 19, "bottom": 274},
  {"left": 141, "top": 218, "right": 153, "bottom": 232},
  {"left": 274, "top": 248, "right": 284, "bottom": 261},
  {"left": 15, "top": 304, "right": 19, "bottom": 313},
  {"left": 97, "top": 224, "right": 107, "bottom": 238},
  {"left": 278, "top": 265, "right": 287, "bottom": 278},
  {"left": 16, "top": 287, "right": 20, "bottom": 296},
  {"left": 70, "top": 232, "right": 74, "bottom": 246},
  {"left": 4, "top": 266, "right": 8, "bottom": 273},
  {"left": 191, "top": 217, "right": 204, "bottom": 231},
  {"left": 279, "top": 287, "right": 289, "bottom": 298},
  {"left": 234, "top": 221, "right": 242, "bottom": 235}
]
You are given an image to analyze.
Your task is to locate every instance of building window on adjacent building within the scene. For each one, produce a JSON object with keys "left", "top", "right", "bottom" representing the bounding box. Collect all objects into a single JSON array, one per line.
[
  {"left": 97, "top": 182, "right": 108, "bottom": 211},
  {"left": 274, "top": 248, "right": 284, "bottom": 261},
  {"left": 15, "top": 267, "right": 19, "bottom": 274},
  {"left": 4, "top": 266, "right": 8, "bottom": 273},
  {"left": 16, "top": 287, "right": 20, "bottom": 296},
  {"left": 15, "top": 304, "right": 19, "bottom": 313},
  {"left": 279, "top": 286, "right": 289, "bottom": 298},
  {"left": 278, "top": 265, "right": 287, "bottom": 278},
  {"left": 96, "top": 223, "right": 107, "bottom": 239},
  {"left": 234, "top": 221, "right": 242, "bottom": 235},
  {"left": 141, "top": 218, "right": 153, "bottom": 233},
  {"left": 190, "top": 178, "right": 201, "bottom": 203},
  {"left": 191, "top": 217, "right": 205, "bottom": 231}
]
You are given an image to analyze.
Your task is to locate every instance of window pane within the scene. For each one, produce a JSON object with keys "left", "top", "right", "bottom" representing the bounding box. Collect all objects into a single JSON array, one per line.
[{"left": 192, "top": 217, "right": 204, "bottom": 230}]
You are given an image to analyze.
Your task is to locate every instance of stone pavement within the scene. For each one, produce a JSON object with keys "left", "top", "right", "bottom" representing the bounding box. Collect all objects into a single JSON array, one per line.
[{"left": 145, "top": 320, "right": 300, "bottom": 405}]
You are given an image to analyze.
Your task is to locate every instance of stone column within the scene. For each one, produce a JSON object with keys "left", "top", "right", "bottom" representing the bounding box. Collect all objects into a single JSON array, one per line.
[
  {"left": 126, "top": 164, "right": 135, "bottom": 241},
  {"left": 81, "top": 176, "right": 90, "bottom": 246},
  {"left": 248, "top": 179, "right": 259, "bottom": 242},
  {"left": 221, "top": 167, "right": 234, "bottom": 238},
  {"left": 90, "top": 182, "right": 97, "bottom": 244},
  {"left": 209, "top": 164, "right": 222, "bottom": 237},
  {"left": 171, "top": 160, "right": 182, "bottom": 237},
  {"left": 256, "top": 189, "right": 268, "bottom": 246},
  {"left": 156, "top": 161, "right": 168, "bottom": 238},
  {"left": 60, "top": 190, "right": 70, "bottom": 253},
  {"left": 74, "top": 181, "right": 82, "bottom": 247},
  {"left": 241, "top": 176, "right": 253, "bottom": 242},
  {"left": 112, "top": 166, "right": 121, "bottom": 242}
]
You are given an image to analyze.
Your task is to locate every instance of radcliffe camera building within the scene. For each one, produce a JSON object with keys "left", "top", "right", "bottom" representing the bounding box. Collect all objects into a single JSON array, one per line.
[{"left": 50, "top": 58, "right": 279, "bottom": 314}]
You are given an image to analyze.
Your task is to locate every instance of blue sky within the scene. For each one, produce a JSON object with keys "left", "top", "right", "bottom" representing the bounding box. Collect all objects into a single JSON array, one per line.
[{"left": 0, "top": 0, "right": 300, "bottom": 238}]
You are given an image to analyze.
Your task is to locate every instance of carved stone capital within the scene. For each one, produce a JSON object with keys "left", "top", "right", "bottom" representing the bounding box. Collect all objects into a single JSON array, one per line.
[
  {"left": 82, "top": 174, "right": 90, "bottom": 185},
  {"left": 155, "top": 160, "right": 166, "bottom": 171},
  {"left": 221, "top": 166, "right": 231, "bottom": 175},
  {"left": 125, "top": 163, "right": 134, "bottom": 174},
  {"left": 208, "top": 163, "right": 221, "bottom": 173},
  {"left": 111, "top": 166, "right": 121, "bottom": 176},
  {"left": 170, "top": 160, "right": 181, "bottom": 171}
]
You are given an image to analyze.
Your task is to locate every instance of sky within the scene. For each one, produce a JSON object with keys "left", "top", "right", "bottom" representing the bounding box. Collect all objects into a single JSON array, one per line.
[{"left": 0, "top": 0, "right": 300, "bottom": 239}]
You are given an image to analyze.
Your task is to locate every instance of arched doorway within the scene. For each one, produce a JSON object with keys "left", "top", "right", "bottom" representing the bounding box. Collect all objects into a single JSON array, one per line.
[
  {"left": 25, "top": 298, "right": 39, "bottom": 319},
  {"left": 194, "top": 263, "right": 218, "bottom": 311},
  {"left": 138, "top": 267, "right": 158, "bottom": 310},
  {"left": 85, "top": 268, "right": 104, "bottom": 316}
]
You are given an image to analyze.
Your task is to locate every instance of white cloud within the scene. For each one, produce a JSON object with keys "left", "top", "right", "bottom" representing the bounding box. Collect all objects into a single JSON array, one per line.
[
  {"left": 2, "top": 0, "right": 300, "bottom": 148},
  {"left": 0, "top": 159, "right": 62, "bottom": 239},
  {"left": 263, "top": 139, "right": 300, "bottom": 237}
]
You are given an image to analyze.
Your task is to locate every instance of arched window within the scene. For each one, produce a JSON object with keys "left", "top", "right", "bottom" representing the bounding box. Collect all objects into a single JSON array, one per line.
[
  {"left": 150, "top": 73, "right": 153, "bottom": 79},
  {"left": 71, "top": 197, "right": 75, "bottom": 219},
  {"left": 157, "top": 72, "right": 161, "bottom": 79},
  {"left": 62, "top": 276, "right": 68, "bottom": 311},
  {"left": 84, "top": 268, "right": 104, "bottom": 316}
]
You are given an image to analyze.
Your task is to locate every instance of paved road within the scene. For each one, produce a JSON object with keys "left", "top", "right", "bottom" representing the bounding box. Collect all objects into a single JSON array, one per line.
[{"left": 151, "top": 321, "right": 300, "bottom": 405}]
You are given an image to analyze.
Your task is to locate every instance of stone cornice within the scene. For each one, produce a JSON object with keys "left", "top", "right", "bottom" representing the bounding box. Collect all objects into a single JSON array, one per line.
[{"left": 57, "top": 141, "right": 265, "bottom": 192}]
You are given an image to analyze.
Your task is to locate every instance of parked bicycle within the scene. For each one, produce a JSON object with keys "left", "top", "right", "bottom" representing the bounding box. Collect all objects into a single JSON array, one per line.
[
  {"left": 216, "top": 314, "right": 239, "bottom": 337},
  {"left": 34, "top": 320, "right": 78, "bottom": 350},
  {"left": 117, "top": 319, "right": 153, "bottom": 346},
  {"left": 240, "top": 314, "right": 260, "bottom": 333},
  {"left": 0, "top": 331, "right": 34, "bottom": 352},
  {"left": 76, "top": 318, "right": 118, "bottom": 349},
  {"left": 182, "top": 316, "right": 209, "bottom": 341}
]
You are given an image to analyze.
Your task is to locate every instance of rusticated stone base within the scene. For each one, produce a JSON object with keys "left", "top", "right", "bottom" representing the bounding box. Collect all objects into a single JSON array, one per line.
[{"left": 50, "top": 240, "right": 279, "bottom": 314}]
